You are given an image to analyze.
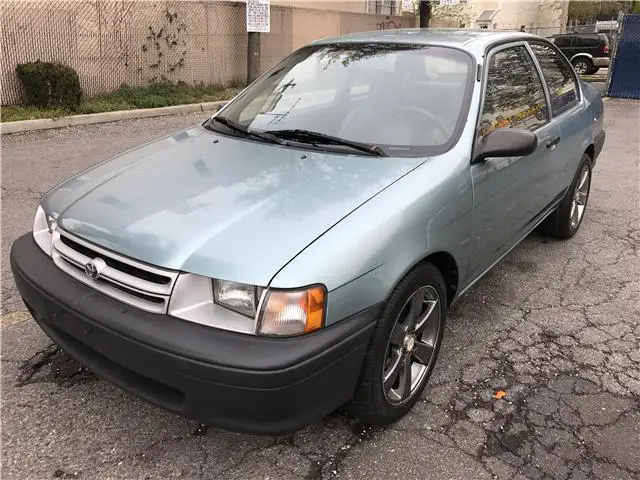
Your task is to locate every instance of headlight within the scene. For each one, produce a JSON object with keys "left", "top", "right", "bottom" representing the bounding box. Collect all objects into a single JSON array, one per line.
[
  {"left": 33, "top": 205, "right": 55, "bottom": 255},
  {"left": 170, "top": 276, "right": 327, "bottom": 337},
  {"left": 257, "top": 286, "right": 326, "bottom": 336},
  {"left": 213, "top": 279, "right": 263, "bottom": 318}
]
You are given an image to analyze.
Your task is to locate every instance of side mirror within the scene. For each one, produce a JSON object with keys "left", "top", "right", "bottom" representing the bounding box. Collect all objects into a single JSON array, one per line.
[{"left": 472, "top": 128, "right": 538, "bottom": 164}]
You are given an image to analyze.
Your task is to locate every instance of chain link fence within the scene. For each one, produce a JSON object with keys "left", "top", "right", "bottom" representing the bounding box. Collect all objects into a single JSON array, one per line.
[
  {"left": 1, "top": 0, "right": 407, "bottom": 105},
  {"left": 607, "top": 13, "right": 640, "bottom": 99}
]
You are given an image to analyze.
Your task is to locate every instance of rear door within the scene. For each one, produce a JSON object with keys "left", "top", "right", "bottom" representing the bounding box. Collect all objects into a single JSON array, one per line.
[
  {"left": 581, "top": 35, "right": 601, "bottom": 57},
  {"left": 556, "top": 35, "right": 577, "bottom": 59},
  {"left": 528, "top": 41, "right": 585, "bottom": 198},
  {"left": 470, "top": 43, "right": 560, "bottom": 279}
]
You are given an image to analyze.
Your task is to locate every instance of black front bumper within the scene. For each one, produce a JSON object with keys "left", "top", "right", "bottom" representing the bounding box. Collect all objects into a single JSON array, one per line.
[{"left": 11, "top": 234, "right": 379, "bottom": 435}]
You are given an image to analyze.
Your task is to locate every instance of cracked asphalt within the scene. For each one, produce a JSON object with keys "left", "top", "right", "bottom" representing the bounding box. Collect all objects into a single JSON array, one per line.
[{"left": 1, "top": 99, "right": 639, "bottom": 480}]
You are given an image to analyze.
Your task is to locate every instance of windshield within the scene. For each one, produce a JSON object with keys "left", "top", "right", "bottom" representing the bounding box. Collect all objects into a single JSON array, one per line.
[{"left": 211, "top": 43, "right": 474, "bottom": 157}]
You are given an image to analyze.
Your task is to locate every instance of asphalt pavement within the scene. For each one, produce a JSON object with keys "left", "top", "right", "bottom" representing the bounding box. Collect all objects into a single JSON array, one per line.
[{"left": 1, "top": 100, "right": 639, "bottom": 480}]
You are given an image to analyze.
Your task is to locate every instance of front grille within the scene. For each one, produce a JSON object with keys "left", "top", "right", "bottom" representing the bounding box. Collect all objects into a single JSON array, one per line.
[
  {"left": 59, "top": 235, "right": 171, "bottom": 285},
  {"left": 51, "top": 229, "right": 179, "bottom": 314}
]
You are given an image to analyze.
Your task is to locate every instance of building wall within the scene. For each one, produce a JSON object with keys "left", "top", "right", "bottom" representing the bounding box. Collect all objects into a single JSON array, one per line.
[
  {"left": 1, "top": 0, "right": 406, "bottom": 105},
  {"left": 239, "top": 0, "right": 370, "bottom": 13},
  {"left": 285, "top": 1, "right": 369, "bottom": 13},
  {"left": 432, "top": 0, "right": 568, "bottom": 35}
]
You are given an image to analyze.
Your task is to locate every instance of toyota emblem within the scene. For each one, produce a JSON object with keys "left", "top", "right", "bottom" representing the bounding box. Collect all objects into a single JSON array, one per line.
[{"left": 84, "top": 258, "right": 105, "bottom": 280}]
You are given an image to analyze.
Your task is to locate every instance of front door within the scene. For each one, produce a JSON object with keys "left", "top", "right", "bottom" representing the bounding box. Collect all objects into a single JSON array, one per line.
[{"left": 469, "top": 43, "right": 557, "bottom": 279}]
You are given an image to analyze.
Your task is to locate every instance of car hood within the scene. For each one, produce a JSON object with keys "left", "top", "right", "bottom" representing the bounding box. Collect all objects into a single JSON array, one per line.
[{"left": 43, "top": 125, "right": 423, "bottom": 286}]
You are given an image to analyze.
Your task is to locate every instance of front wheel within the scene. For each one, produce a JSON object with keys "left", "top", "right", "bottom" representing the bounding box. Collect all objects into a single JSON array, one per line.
[
  {"left": 352, "top": 263, "right": 446, "bottom": 425},
  {"left": 539, "top": 153, "right": 592, "bottom": 239}
]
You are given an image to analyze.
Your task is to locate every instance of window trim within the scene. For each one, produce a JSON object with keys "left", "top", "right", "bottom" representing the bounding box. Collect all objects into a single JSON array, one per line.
[
  {"left": 472, "top": 41, "right": 552, "bottom": 157},
  {"left": 526, "top": 39, "right": 582, "bottom": 118}
]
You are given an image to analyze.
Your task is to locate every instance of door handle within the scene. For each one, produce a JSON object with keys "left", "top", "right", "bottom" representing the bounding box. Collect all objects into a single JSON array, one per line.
[{"left": 546, "top": 136, "right": 561, "bottom": 149}]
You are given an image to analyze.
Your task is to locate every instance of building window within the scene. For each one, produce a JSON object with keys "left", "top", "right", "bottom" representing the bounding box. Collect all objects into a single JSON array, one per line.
[
  {"left": 367, "top": 0, "right": 399, "bottom": 16},
  {"left": 476, "top": 9, "right": 499, "bottom": 30}
]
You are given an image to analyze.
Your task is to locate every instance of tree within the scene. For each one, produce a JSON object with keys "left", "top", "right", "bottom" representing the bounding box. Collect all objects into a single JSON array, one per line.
[
  {"left": 431, "top": 2, "right": 472, "bottom": 27},
  {"left": 535, "top": 0, "right": 568, "bottom": 33},
  {"left": 568, "top": 1, "right": 636, "bottom": 22},
  {"left": 419, "top": 1, "right": 432, "bottom": 28}
]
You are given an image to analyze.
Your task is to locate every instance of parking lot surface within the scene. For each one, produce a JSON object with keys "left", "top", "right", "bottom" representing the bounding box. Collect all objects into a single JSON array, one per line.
[{"left": 1, "top": 99, "right": 639, "bottom": 480}]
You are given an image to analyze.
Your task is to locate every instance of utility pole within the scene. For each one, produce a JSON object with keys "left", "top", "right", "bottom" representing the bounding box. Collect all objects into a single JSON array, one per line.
[
  {"left": 419, "top": 0, "right": 432, "bottom": 28},
  {"left": 247, "top": 32, "right": 261, "bottom": 85},
  {"left": 246, "top": 0, "right": 269, "bottom": 85}
]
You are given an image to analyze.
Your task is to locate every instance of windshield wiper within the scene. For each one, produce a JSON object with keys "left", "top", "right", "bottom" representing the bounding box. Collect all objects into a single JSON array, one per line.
[
  {"left": 206, "top": 116, "right": 287, "bottom": 146},
  {"left": 264, "top": 129, "right": 387, "bottom": 157}
]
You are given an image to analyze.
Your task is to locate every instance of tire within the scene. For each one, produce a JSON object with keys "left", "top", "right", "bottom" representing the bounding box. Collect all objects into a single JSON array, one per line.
[
  {"left": 352, "top": 263, "right": 447, "bottom": 425},
  {"left": 539, "top": 153, "right": 592, "bottom": 240},
  {"left": 572, "top": 57, "right": 594, "bottom": 75},
  {"left": 592, "top": 67, "right": 600, "bottom": 74}
]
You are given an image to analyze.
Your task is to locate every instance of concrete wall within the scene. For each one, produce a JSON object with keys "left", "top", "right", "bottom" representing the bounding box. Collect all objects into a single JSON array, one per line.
[
  {"left": 1, "top": 0, "right": 406, "bottom": 105},
  {"left": 432, "top": 0, "right": 568, "bottom": 34}
]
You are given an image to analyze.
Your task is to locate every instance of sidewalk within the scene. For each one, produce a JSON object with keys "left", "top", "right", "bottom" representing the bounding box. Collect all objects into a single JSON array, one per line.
[{"left": 1, "top": 101, "right": 225, "bottom": 135}]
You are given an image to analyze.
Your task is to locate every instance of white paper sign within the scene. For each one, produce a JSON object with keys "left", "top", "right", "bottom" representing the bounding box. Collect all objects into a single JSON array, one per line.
[{"left": 247, "top": 0, "right": 270, "bottom": 33}]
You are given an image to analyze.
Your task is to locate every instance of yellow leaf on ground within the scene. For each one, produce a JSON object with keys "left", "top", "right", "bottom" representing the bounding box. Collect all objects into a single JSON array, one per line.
[{"left": 494, "top": 390, "right": 507, "bottom": 399}]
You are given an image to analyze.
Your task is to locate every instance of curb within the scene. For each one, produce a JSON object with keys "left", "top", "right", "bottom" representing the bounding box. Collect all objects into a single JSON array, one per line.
[{"left": 1, "top": 101, "right": 226, "bottom": 135}]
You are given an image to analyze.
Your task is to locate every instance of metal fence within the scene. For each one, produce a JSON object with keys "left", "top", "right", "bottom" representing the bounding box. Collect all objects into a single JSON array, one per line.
[
  {"left": 607, "top": 14, "right": 640, "bottom": 99},
  {"left": 0, "top": 0, "right": 407, "bottom": 105}
]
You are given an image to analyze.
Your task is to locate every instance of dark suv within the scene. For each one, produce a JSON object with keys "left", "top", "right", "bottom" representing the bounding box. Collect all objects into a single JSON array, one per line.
[{"left": 548, "top": 33, "right": 610, "bottom": 75}]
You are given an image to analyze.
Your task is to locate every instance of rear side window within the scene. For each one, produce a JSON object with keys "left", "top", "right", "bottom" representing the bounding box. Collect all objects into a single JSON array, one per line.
[
  {"left": 529, "top": 43, "right": 579, "bottom": 115},
  {"left": 553, "top": 36, "right": 571, "bottom": 48},
  {"left": 479, "top": 46, "right": 549, "bottom": 137}
]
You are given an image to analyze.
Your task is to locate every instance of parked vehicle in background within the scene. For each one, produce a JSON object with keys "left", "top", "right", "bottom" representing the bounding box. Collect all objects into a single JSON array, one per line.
[
  {"left": 595, "top": 20, "right": 618, "bottom": 39},
  {"left": 11, "top": 30, "right": 606, "bottom": 435},
  {"left": 548, "top": 33, "right": 611, "bottom": 74}
]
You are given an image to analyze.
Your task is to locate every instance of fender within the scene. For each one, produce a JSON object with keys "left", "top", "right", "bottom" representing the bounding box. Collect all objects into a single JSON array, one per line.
[{"left": 570, "top": 52, "right": 593, "bottom": 63}]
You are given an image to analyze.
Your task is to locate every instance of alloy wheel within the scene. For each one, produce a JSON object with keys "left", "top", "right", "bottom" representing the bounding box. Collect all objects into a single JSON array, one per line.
[
  {"left": 382, "top": 285, "right": 441, "bottom": 405},
  {"left": 574, "top": 61, "right": 589, "bottom": 75},
  {"left": 570, "top": 164, "right": 590, "bottom": 228}
]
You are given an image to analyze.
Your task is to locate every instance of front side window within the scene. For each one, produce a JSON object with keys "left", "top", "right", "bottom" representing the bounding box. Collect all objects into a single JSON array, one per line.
[
  {"left": 529, "top": 42, "right": 579, "bottom": 115},
  {"left": 479, "top": 45, "right": 549, "bottom": 138},
  {"left": 212, "top": 43, "right": 474, "bottom": 157}
]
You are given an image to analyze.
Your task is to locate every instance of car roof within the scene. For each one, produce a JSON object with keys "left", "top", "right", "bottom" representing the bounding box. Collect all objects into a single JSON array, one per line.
[
  {"left": 551, "top": 32, "right": 603, "bottom": 37},
  {"left": 311, "top": 28, "right": 542, "bottom": 56}
]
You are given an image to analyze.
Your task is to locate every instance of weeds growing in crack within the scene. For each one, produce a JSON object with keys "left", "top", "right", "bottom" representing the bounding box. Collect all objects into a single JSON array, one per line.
[
  {"left": 191, "top": 424, "right": 209, "bottom": 437},
  {"left": 53, "top": 469, "right": 80, "bottom": 478},
  {"left": 307, "top": 422, "right": 377, "bottom": 480},
  {"left": 16, "top": 344, "right": 97, "bottom": 387}
]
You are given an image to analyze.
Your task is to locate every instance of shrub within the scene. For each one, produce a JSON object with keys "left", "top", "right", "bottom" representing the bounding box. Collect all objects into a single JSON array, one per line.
[
  {"left": 226, "top": 78, "right": 246, "bottom": 89},
  {"left": 15, "top": 61, "right": 82, "bottom": 108}
]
